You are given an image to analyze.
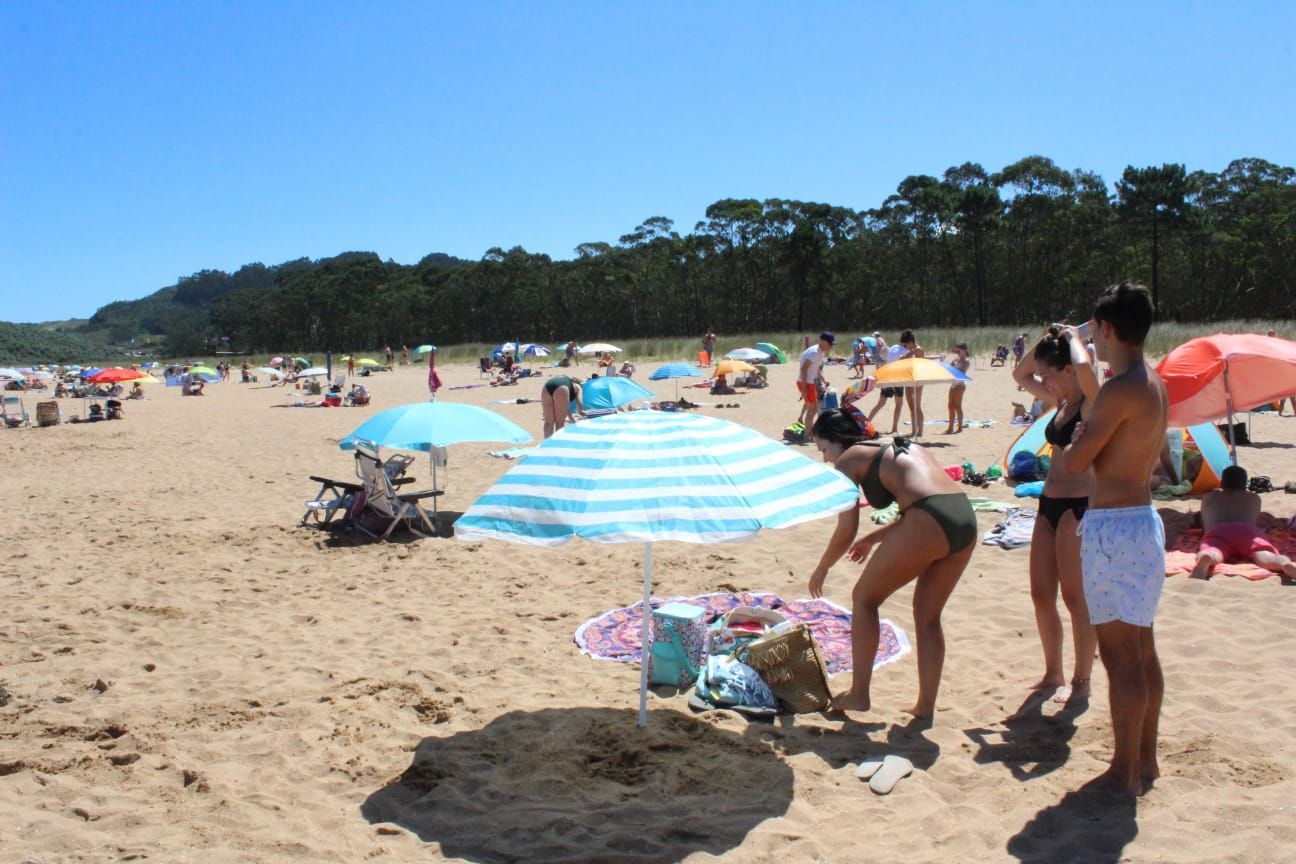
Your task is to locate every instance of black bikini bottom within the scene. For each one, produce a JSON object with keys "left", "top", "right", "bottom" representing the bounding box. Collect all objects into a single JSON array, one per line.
[{"left": 1038, "top": 494, "right": 1088, "bottom": 531}]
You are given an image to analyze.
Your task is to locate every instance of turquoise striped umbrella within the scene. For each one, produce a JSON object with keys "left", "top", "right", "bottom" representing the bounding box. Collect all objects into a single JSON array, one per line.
[{"left": 455, "top": 410, "right": 858, "bottom": 726}]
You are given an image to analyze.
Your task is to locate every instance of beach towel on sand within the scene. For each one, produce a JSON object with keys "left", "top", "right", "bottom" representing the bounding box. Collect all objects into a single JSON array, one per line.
[
  {"left": 1165, "top": 526, "right": 1296, "bottom": 581},
  {"left": 982, "top": 508, "right": 1036, "bottom": 549},
  {"left": 575, "top": 591, "right": 909, "bottom": 674}
]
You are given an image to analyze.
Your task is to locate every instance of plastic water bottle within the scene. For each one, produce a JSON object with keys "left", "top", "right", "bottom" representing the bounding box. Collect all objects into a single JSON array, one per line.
[{"left": 1166, "top": 428, "right": 1184, "bottom": 484}]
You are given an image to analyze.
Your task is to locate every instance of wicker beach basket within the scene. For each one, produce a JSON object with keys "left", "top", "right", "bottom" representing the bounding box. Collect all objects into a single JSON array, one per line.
[{"left": 738, "top": 624, "right": 832, "bottom": 713}]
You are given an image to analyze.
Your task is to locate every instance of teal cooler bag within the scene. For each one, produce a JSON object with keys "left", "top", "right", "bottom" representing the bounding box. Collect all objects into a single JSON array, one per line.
[{"left": 646, "top": 602, "right": 708, "bottom": 688}]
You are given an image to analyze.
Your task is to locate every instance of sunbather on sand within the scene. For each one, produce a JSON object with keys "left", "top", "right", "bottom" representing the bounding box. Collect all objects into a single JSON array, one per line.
[
  {"left": 808, "top": 409, "right": 976, "bottom": 720},
  {"left": 1191, "top": 466, "right": 1296, "bottom": 580}
]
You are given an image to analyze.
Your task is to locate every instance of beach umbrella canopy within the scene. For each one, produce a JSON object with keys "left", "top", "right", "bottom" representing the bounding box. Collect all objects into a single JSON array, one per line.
[
  {"left": 0, "top": 367, "right": 23, "bottom": 380},
  {"left": 294, "top": 356, "right": 311, "bottom": 367},
  {"left": 455, "top": 410, "right": 859, "bottom": 726},
  {"left": 578, "top": 342, "right": 623, "bottom": 355},
  {"left": 189, "top": 365, "right": 219, "bottom": 376},
  {"left": 875, "top": 357, "right": 971, "bottom": 387},
  {"left": 755, "top": 342, "right": 788, "bottom": 363},
  {"left": 1157, "top": 333, "right": 1296, "bottom": 459},
  {"left": 414, "top": 344, "right": 436, "bottom": 355},
  {"left": 520, "top": 343, "right": 550, "bottom": 357},
  {"left": 582, "top": 377, "right": 654, "bottom": 411},
  {"left": 339, "top": 402, "right": 531, "bottom": 452},
  {"left": 648, "top": 363, "right": 701, "bottom": 381},
  {"left": 87, "top": 367, "right": 149, "bottom": 384},
  {"left": 79, "top": 368, "right": 103, "bottom": 379},
  {"left": 714, "top": 359, "right": 757, "bottom": 377},
  {"left": 256, "top": 366, "right": 284, "bottom": 380},
  {"left": 357, "top": 358, "right": 381, "bottom": 367},
  {"left": 726, "top": 348, "right": 771, "bottom": 362},
  {"left": 649, "top": 362, "right": 702, "bottom": 399},
  {"left": 297, "top": 367, "right": 329, "bottom": 378}
]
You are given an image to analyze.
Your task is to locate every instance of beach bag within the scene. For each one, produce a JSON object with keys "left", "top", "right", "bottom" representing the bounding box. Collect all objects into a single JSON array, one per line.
[
  {"left": 1009, "top": 451, "right": 1042, "bottom": 481},
  {"left": 708, "top": 606, "right": 788, "bottom": 656},
  {"left": 822, "top": 387, "right": 839, "bottom": 410},
  {"left": 783, "top": 421, "right": 806, "bottom": 443},
  {"left": 738, "top": 624, "right": 832, "bottom": 714},
  {"left": 646, "top": 602, "right": 707, "bottom": 688},
  {"left": 693, "top": 655, "right": 779, "bottom": 713}
]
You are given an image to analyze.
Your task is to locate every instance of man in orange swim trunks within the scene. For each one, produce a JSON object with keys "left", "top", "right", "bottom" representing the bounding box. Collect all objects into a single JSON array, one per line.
[{"left": 1191, "top": 465, "right": 1296, "bottom": 580}]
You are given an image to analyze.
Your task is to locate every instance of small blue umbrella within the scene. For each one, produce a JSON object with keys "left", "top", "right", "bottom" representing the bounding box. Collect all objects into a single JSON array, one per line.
[
  {"left": 80, "top": 368, "right": 103, "bottom": 379},
  {"left": 456, "top": 411, "right": 858, "bottom": 726},
  {"left": 649, "top": 362, "right": 702, "bottom": 399},
  {"left": 339, "top": 402, "right": 531, "bottom": 452},
  {"left": 581, "top": 377, "right": 654, "bottom": 412}
]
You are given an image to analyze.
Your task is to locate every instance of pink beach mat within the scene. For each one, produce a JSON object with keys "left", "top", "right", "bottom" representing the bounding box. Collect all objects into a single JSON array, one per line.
[{"left": 574, "top": 591, "right": 909, "bottom": 673}]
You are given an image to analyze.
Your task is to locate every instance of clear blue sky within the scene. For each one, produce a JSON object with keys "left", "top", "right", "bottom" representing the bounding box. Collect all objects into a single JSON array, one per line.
[{"left": 2, "top": 1, "right": 1292, "bottom": 323}]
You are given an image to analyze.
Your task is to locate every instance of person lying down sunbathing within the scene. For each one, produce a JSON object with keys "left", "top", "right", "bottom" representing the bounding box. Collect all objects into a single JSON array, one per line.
[{"left": 1191, "top": 466, "right": 1296, "bottom": 580}]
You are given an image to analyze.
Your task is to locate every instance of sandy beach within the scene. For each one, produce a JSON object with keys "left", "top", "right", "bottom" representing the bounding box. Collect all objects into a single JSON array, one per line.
[{"left": 3, "top": 354, "right": 1295, "bottom": 863}]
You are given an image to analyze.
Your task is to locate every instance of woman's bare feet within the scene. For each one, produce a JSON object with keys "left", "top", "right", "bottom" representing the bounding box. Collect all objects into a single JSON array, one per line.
[
  {"left": 1029, "top": 675, "right": 1066, "bottom": 692},
  {"left": 903, "top": 703, "right": 934, "bottom": 721},
  {"left": 1049, "top": 677, "right": 1091, "bottom": 705},
  {"left": 1085, "top": 767, "right": 1143, "bottom": 798},
  {"left": 830, "top": 690, "right": 872, "bottom": 713}
]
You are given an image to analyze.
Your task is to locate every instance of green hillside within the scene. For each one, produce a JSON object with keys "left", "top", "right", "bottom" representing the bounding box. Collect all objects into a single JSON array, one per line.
[{"left": 0, "top": 321, "right": 112, "bottom": 365}]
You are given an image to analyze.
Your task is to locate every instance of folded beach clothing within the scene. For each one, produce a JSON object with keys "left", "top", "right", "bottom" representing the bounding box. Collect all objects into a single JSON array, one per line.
[
  {"left": 1152, "top": 480, "right": 1193, "bottom": 500},
  {"left": 870, "top": 502, "right": 900, "bottom": 525},
  {"left": 1014, "top": 481, "right": 1045, "bottom": 498},
  {"left": 982, "top": 508, "right": 1036, "bottom": 549}
]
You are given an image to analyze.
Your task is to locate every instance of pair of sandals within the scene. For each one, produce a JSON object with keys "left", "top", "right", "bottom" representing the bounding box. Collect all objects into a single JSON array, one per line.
[
  {"left": 854, "top": 754, "right": 914, "bottom": 795},
  {"left": 1249, "top": 475, "right": 1275, "bottom": 494},
  {"left": 961, "top": 471, "right": 991, "bottom": 488},
  {"left": 713, "top": 403, "right": 741, "bottom": 409}
]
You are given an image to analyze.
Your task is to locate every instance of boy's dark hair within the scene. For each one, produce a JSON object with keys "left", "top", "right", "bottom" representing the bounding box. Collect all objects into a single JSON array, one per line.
[
  {"left": 1220, "top": 465, "right": 1248, "bottom": 490},
  {"left": 1094, "top": 280, "right": 1154, "bottom": 346},
  {"left": 1034, "top": 326, "right": 1072, "bottom": 370},
  {"left": 900, "top": 330, "right": 916, "bottom": 344}
]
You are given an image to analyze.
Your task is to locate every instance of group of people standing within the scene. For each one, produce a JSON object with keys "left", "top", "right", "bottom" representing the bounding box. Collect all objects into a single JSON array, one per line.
[{"left": 811, "top": 282, "right": 1170, "bottom": 798}]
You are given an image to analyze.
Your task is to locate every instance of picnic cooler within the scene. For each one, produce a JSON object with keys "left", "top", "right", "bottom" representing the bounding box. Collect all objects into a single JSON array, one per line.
[
  {"left": 738, "top": 624, "right": 832, "bottom": 713},
  {"left": 35, "top": 401, "right": 60, "bottom": 427},
  {"left": 646, "top": 602, "right": 707, "bottom": 688}
]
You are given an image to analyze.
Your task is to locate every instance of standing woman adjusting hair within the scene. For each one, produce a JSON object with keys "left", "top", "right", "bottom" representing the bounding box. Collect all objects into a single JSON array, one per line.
[
  {"left": 808, "top": 410, "right": 977, "bottom": 718},
  {"left": 1011, "top": 325, "right": 1100, "bottom": 704}
]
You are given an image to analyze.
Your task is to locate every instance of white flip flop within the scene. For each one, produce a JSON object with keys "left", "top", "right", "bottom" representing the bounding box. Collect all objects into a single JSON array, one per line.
[
  {"left": 854, "top": 759, "right": 886, "bottom": 780},
  {"left": 868, "top": 754, "right": 914, "bottom": 795}
]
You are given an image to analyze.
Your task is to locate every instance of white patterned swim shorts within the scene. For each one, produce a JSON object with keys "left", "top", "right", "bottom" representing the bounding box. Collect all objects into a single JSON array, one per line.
[{"left": 1079, "top": 505, "right": 1166, "bottom": 627}]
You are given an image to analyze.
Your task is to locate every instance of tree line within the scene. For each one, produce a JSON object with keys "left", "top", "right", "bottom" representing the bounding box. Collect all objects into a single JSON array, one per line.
[{"left": 85, "top": 155, "right": 1295, "bottom": 355}]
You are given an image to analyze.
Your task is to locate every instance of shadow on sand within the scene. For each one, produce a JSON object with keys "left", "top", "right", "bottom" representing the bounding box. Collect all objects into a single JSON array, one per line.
[
  {"left": 1006, "top": 781, "right": 1138, "bottom": 863},
  {"left": 361, "top": 707, "right": 794, "bottom": 863},
  {"left": 965, "top": 690, "right": 1087, "bottom": 782}
]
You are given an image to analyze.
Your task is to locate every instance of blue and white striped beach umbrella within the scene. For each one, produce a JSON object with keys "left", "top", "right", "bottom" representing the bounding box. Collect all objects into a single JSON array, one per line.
[
  {"left": 456, "top": 410, "right": 858, "bottom": 725},
  {"left": 648, "top": 363, "right": 702, "bottom": 399}
]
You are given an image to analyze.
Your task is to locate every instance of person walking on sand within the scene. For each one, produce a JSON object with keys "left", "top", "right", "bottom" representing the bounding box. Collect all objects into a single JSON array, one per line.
[
  {"left": 703, "top": 328, "right": 717, "bottom": 367},
  {"left": 1062, "top": 281, "right": 1169, "bottom": 797},
  {"left": 898, "top": 331, "right": 927, "bottom": 438},
  {"left": 868, "top": 334, "right": 907, "bottom": 435},
  {"left": 1013, "top": 327, "right": 1101, "bottom": 705},
  {"left": 945, "top": 342, "right": 971, "bottom": 434},
  {"left": 808, "top": 409, "right": 977, "bottom": 718},
  {"left": 797, "top": 331, "right": 834, "bottom": 430},
  {"left": 1190, "top": 465, "right": 1296, "bottom": 580},
  {"left": 426, "top": 347, "right": 442, "bottom": 400},
  {"left": 347, "top": 354, "right": 356, "bottom": 379}
]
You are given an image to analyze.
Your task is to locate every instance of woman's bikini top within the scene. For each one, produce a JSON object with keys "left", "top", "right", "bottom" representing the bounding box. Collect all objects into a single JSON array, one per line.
[
  {"left": 1044, "top": 402, "right": 1083, "bottom": 447},
  {"left": 860, "top": 437, "right": 910, "bottom": 509}
]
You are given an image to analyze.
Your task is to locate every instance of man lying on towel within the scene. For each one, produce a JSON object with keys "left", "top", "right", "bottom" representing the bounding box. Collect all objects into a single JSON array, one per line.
[{"left": 1191, "top": 466, "right": 1296, "bottom": 580}]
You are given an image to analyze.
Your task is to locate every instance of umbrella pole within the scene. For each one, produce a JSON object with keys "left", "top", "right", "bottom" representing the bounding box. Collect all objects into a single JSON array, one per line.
[
  {"left": 1224, "top": 362, "right": 1238, "bottom": 464},
  {"left": 639, "top": 541, "right": 652, "bottom": 728}
]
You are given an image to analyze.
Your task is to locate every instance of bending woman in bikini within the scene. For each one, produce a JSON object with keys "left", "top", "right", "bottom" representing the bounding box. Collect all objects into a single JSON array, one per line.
[
  {"left": 1012, "top": 326, "right": 1100, "bottom": 704},
  {"left": 808, "top": 409, "right": 977, "bottom": 719},
  {"left": 541, "top": 375, "right": 583, "bottom": 439}
]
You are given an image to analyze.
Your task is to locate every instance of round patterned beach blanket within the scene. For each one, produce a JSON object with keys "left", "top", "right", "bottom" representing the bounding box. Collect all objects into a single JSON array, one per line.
[{"left": 574, "top": 591, "right": 909, "bottom": 674}]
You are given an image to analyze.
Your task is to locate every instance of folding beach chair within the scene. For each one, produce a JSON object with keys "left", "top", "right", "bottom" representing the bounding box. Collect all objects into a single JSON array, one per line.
[
  {"left": 352, "top": 443, "right": 441, "bottom": 539},
  {"left": 2, "top": 395, "right": 30, "bottom": 428},
  {"left": 301, "top": 449, "right": 416, "bottom": 526}
]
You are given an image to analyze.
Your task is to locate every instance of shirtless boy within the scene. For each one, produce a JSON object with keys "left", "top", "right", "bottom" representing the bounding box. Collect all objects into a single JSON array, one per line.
[
  {"left": 1063, "top": 281, "right": 1169, "bottom": 797},
  {"left": 1191, "top": 466, "right": 1296, "bottom": 580}
]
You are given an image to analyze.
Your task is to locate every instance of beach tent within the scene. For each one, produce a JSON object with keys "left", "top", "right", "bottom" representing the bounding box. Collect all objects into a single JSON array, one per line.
[
  {"left": 756, "top": 343, "right": 787, "bottom": 364},
  {"left": 1002, "top": 412, "right": 1231, "bottom": 495}
]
